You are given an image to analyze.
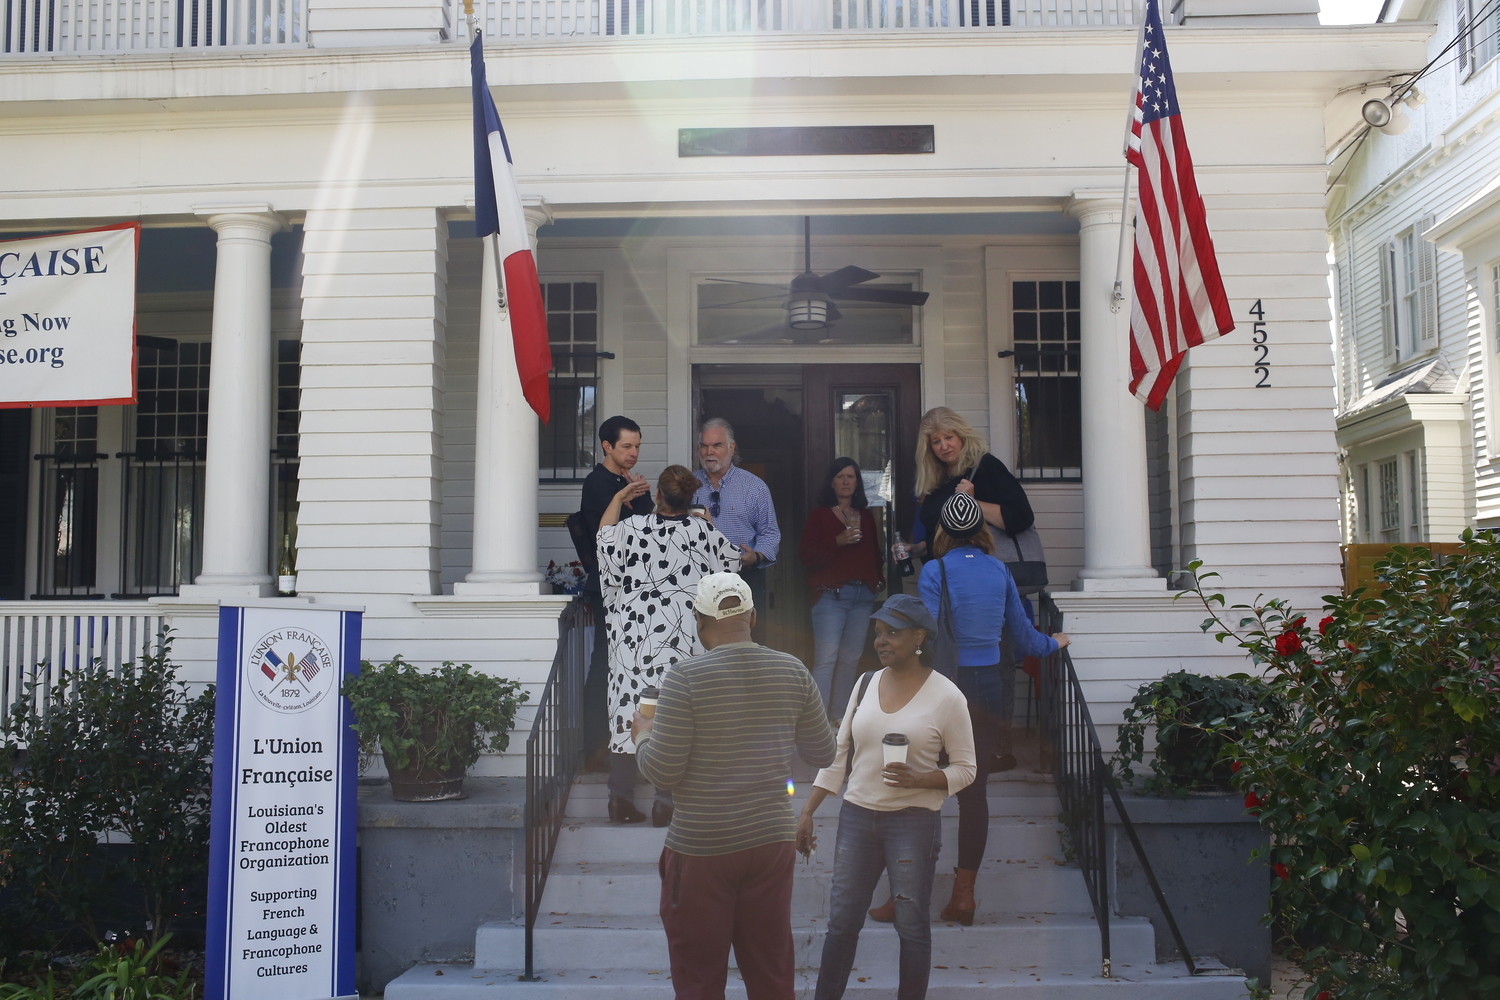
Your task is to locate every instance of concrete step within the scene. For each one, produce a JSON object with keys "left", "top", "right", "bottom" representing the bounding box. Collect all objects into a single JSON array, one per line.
[
  {"left": 563, "top": 783, "right": 1063, "bottom": 821},
  {"left": 550, "top": 817, "right": 1065, "bottom": 866},
  {"left": 387, "top": 963, "right": 1250, "bottom": 1000},
  {"left": 473, "top": 913, "right": 1158, "bottom": 974},
  {"left": 540, "top": 859, "right": 1095, "bottom": 918}
]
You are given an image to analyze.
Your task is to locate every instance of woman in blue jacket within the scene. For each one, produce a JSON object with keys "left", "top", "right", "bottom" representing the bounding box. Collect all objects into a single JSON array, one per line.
[{"left": 915, "top": 492, "right": 1068, "bottom": 924}]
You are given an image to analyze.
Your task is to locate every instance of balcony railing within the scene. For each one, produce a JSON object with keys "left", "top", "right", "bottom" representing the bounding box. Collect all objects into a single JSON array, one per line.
[
  {"left": 4, "top": 0, "right": 306, "bottom": 53},
  {"left": 449, "top": 0, "right": 1138, "bottom": 39},
  {"left": 3, "top": 0, "right": 1137, "bottom": 53}
]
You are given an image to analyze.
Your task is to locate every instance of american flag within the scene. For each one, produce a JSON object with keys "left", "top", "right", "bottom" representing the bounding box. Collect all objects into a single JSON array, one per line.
[
  {"left": 1125, "top": 0, "right": 1234, "bottom": 411},
  {"left": 297, "top": 651, "right": 321, "bottom": 682}
]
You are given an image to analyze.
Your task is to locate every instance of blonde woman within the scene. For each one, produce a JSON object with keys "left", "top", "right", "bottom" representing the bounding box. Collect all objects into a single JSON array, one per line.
[{"left": 907, "top": 406, "right": 1034, "bottom": 561}]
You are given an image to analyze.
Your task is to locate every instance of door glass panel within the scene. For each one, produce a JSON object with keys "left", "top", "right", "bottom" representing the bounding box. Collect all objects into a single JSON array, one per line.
[{"left": 834, "top": 392, "right": 894, "bottom": 507}]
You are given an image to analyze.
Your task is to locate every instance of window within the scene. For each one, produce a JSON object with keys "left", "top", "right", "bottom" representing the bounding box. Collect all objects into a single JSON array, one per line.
[
  {"left": 274, "top": 340, "right": 301, "bottom": 577},
  {"left": 1460, "top": 0, "right": 1500, "bottom": 72},
  {"left": 695, "top": 276, "right": 917, "bottom": 346},
  {"left": 1407, "top": 450, "right": 1422, "bottom": 541},
  {"left": 1360, "top": 464, "right": 1372, "bottom": 539},
  {"left": 36, "top": 408, "right": 101, "bottom": 596},
  {"left": 1012, "top": 280, "right": 1082, "bottom": 481},
  {"left": 1378, "top": 458, "right": 1401, "bottom": 542},
  {"left": 120, "top": 341, "right": 210, "bottom": 596},
  {"left": 1400, "top": 219, "right": 1439, "bottom": 356},
  {"left": 540, "top": 281, "right": 601, "bottom": 482}
]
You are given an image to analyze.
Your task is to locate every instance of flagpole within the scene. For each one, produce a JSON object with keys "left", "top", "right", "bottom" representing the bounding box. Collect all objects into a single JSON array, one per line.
[
  {"left": 1110, "top": 0, "right": 1150, "bottom": 314},
  {"left": 467, "top": 0, "right": 509, "bottom": 312}
]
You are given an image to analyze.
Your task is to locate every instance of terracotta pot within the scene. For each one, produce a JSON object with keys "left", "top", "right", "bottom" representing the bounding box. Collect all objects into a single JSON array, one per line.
[{"left": 383, "top": 750, "right": 468, "bottom": 802}]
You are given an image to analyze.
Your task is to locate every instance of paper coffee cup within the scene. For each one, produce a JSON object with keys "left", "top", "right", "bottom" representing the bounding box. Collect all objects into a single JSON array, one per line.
[
  {"left": 882, "top": 733, "right": 909, "bottom": 766},
  {"left": 638, "top": 686, "right": 660, "bottom": 719}
]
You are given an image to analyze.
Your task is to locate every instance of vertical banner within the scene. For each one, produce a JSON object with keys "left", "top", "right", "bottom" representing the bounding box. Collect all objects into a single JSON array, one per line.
[
  {"left": 0, "top": 222, "right": 139, "bottom": 408},
  {"left": 206, "top": 601, "right": 363, "bottom": 1000}
]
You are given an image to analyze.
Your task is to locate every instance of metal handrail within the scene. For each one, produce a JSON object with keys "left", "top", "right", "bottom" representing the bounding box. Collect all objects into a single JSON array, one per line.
[
  {"left": 522, "top": 597, "right": 589, "bottom": 981},
  {"left": 1036, "top": 592, "right": 1198, "bottom": 979}
]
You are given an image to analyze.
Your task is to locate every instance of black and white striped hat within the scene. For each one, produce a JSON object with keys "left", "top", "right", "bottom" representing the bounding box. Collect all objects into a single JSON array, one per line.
[{"left": 939, "top": 492, "right": 984, "bottom": 538}]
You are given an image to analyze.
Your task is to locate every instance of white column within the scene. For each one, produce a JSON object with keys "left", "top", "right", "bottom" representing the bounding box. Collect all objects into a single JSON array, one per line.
[
  {"left": 1066, "top": 190, "right": 1164, "bottom": 591},
  {"left": 455, "top": 198, "right": 554, "bottom": 596},
  {"left": 179, "top": 206, "right": 286, "bottom": 600}
]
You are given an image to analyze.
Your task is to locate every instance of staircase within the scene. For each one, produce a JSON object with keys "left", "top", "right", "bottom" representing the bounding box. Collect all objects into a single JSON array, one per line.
[{"left": 384, "top": 750, "right": 1249, "bottom": 999}]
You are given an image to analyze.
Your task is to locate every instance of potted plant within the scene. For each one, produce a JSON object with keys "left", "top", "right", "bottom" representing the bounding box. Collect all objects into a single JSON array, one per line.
[
  {"left": 342, "top": 656, "right": 528, "bottom": 802},
  {"left": 1107, "top": 669, "right": 1282, "bottom": 985}
]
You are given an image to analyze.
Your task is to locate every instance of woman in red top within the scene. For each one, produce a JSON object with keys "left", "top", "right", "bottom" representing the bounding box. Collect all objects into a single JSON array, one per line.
[{"left": 799, "top": 458, "right": 884, "bottom": 718}]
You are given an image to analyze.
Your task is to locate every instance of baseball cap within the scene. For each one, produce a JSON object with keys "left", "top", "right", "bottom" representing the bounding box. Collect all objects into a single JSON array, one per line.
[
  {"left": 693, "top": 573, "right": 754, "bottom": 619},
  {"left": 870, "top": 594, "right": 938, "bottom": 634},
  {"left": 940, "top": 492, "right": 984, "bottom": 539}
]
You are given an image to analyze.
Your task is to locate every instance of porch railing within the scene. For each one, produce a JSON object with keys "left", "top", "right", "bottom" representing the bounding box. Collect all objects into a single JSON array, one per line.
[
  {"left": 1036, "top": 592, "right": 1197, "bottom": 978},
  {"left": 4, "top": 0, "right": 306, "bottom": 53},
  {"left": 0, "top": 606, "right": 166, "bottom": 732},
  {"left": 448, "top": 0, "right": 1140, "bottom": 40},
  {"left": 523, "top": 597, "right": 589, "bottom": 981}
]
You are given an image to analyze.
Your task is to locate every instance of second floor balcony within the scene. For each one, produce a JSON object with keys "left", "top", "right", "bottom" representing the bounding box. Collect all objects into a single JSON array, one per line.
[{"left": 3, "top": 0, "right": 1148, "bottom": 55}]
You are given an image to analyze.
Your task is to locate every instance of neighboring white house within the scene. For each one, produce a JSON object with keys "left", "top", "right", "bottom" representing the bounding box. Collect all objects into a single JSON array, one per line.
[
  {"left": 1329, "top": 0, "right": 1500, "bottom": 544},
  {"left": 0, "top": 0, "right": 1425, "bottom": 769}
]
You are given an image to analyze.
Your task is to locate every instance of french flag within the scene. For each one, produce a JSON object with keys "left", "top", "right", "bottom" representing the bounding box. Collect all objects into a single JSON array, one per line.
[{"left": 470, "top": 32, "right": 552, "bottom": 423}]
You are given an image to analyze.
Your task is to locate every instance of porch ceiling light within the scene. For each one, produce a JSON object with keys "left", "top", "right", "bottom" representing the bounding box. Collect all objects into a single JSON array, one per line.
[{"left": 787, "top": 291, "right": 831, "bottom": 331}]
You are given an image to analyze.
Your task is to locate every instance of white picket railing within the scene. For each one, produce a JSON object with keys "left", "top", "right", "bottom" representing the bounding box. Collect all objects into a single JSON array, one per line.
[
  {"left": 4, "top": 0, "right": 306, "bottom": 53},
  {"left": 444, "top": 0, "right": 1138, "bottom": 40},
  {"left": 0, "top": 606, "right": 166, "bottom": 730}
]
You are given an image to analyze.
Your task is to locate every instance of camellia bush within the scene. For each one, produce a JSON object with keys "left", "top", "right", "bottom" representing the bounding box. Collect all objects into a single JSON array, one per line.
[{"left": 1186, "top": 530, "right": 1500, "bottom": 1000}]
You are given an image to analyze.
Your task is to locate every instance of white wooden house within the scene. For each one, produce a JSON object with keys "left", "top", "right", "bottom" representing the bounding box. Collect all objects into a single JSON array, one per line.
[
  {"left": 1329, "top": 0, "right": 1500, "bottom": 543},
  {"left": 0, "top": 0, "right": 1426, "bottom": 773}
]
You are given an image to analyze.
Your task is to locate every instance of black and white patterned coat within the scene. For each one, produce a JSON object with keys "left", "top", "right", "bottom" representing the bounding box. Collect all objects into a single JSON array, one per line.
[{"left": 597, "top": 513, "right": 741, "bottom": 753}]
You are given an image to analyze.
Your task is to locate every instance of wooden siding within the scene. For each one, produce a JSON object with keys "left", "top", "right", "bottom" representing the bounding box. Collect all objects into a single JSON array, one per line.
[{"left": 296, "top": 207, "right": 447, "bottom": 596}]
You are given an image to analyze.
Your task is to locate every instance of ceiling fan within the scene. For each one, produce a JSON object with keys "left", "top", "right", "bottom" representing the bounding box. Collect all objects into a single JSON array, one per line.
[{"left": 702, "top": 217, "right": 930, "bottom": 339}]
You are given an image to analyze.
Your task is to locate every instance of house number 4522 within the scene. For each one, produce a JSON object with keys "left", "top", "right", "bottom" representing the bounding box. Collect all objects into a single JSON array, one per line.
[{"left": 1249, "top": 300, "right": 1270, "bottom": 388}]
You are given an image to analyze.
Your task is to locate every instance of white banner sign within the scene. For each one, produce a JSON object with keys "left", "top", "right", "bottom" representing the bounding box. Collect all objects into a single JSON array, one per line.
[
  {"left": 0, "top": 222, "right": 138, "bottom": 408},
  {"left": 207, "top": 601, "right": 363, "bottom": 1000}
]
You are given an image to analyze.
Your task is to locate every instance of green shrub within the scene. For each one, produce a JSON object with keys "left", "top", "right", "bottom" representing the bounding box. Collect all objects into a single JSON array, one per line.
[
  {"left": 341, "top": 656, "right": 527, "bottom": 773},
  {"left": 0, "top": 636, "right": 213, "bottom": 947},
  {"left": 0, "top": 934, "right": 196, "bottom": 1000},
  {"left": 1187, "top": 530, "right": 1500, "bottom": 1000},
  {"left": 1114, "top": 669, "right": 1281, "bottom": 795}
]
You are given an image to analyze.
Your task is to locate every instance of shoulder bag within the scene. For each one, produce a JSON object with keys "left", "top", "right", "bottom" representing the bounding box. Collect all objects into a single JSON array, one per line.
[
  {"left": 929, "top": 557, "right": 960, "bottom": 679},
  {"left": 960, "top": 465, "right": 1049, "bottom": 595}
]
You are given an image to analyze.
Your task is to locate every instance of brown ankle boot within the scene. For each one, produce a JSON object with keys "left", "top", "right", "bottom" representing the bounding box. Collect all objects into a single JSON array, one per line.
[
  {"left": 940, "top": 868, "right": 978, "bottom": 926},
  {"left": 867, "top": 896, "right": 895, "bottom": 922}
]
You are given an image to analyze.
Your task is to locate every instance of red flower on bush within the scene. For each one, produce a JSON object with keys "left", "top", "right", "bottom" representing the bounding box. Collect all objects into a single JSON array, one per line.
[
  {"left": 1245, "top": 791, "right": 1263, "bottom": 811},
  {"left": 1274, "top": 863, "right": 1290, "bottom": 880},
  {"left": 1319, "top": 616, "right": 1334, "bottom": 635},
  {"left": 1275, "top": 631, "right": 1303, "bottom": 657},
  {"left": 1317, "top": 992, "right": 1332, "bottom": 1000},
  {"left": 1231, "top": 760, "right": 1242, "bottom": 773}
]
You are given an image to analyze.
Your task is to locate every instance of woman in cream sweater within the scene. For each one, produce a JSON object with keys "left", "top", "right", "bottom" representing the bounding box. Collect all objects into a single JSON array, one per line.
[{"left": 795, "top": 595, "right": 977, "bottom": 1000}]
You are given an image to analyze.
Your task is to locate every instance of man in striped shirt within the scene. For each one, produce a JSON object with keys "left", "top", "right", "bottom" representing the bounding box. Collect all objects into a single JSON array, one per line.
[
  {"left": 633, "top": 573, "right": 835, "bottom": 1000},
  {"left": 693, "top": 418, "right": 781, "bottom": 643}
]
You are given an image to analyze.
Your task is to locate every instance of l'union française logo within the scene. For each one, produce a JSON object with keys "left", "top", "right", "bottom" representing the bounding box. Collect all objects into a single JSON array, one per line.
[{"left": 245, "top": 628, "right": 334, "bottom": 715}]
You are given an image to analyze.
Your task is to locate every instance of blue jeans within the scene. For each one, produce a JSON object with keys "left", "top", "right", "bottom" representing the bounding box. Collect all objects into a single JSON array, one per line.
[
  {"left": 809, "top": 582, "right": 874, "bottom": 715},
  {"left": 814, "top": 801, "right": 942, "bottom": 1000}
]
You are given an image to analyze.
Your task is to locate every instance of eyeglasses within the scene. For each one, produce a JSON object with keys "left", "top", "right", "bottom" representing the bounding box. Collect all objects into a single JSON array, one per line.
[{"left": 710, "top": 490, "right": 721, "bottom": 518}]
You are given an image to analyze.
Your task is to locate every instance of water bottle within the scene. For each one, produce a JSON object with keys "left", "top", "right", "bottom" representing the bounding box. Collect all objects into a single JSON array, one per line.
[{"left": 894, "top": 531, "right": 914, "bottom": 578}]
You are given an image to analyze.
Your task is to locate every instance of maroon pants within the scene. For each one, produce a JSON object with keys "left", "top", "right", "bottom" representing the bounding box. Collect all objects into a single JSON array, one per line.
[{"left": 658, "top": 841, "right": 797, "bottom": 1000}]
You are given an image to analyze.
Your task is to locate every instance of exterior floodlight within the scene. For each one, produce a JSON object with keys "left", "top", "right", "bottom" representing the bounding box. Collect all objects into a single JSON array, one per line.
[
  {"left": 787, "top": 294, "right": 831, "bottom": 330},
  {"left": 1403, "top": 86, "right": 1427, "bottom": 107},
  {"left": 1362, "top": 98, "right": 1393, "bottom": 128}
]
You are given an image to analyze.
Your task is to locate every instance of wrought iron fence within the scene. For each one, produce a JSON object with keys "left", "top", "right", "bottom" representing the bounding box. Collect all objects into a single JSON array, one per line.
[
  {"left": 1036, "top": 592, "right": 1197, "bottom": 978},
  {"left": 523, "top": 597, "right": 589, "bottom": 980},
  {"left": 33, "top": 452, "right": 105, "bottom": 599},
  {"left": 118, "top": 450, "right": 206, "bottom": 597}
]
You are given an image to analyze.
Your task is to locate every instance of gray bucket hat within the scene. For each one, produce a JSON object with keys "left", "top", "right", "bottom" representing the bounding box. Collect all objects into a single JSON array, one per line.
[{"left": 870, "top": 594, "right": 938, "bottom": 635}]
